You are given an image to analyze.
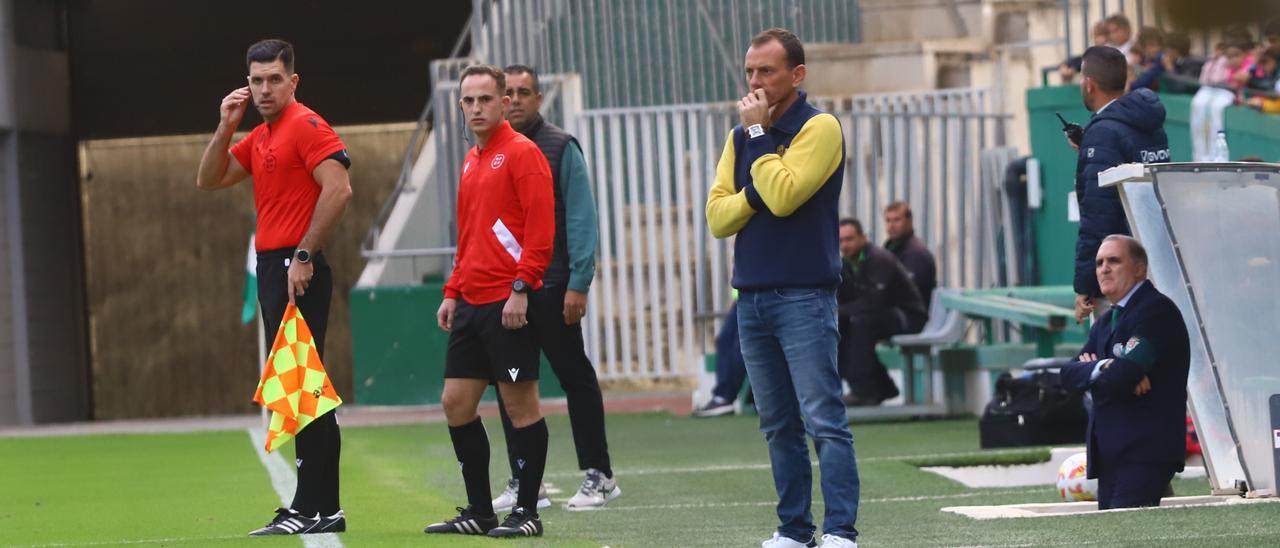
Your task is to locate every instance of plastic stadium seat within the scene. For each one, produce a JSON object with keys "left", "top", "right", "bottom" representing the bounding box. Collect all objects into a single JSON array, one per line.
[{"left": 889, "top": 289, "right": 966, "bottom": 404}]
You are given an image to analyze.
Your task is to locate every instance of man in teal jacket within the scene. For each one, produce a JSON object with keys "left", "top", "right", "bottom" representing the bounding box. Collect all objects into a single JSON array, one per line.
[
  {"left": 706, "top": 28, "right": 860, "bottom": 548},
  {"left": 490, "top": 65, "right": 620, "bottom": 512}
]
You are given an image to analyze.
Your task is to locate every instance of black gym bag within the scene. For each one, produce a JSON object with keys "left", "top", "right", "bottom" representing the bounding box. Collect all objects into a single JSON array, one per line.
[{"left": 979, "top": 371, "right": 1088, "bottom": 448}]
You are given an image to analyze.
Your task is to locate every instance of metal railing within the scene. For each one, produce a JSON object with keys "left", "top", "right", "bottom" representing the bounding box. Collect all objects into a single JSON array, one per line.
[{"left": 575, "top": 88, "right": 1011, "bottom": 380}]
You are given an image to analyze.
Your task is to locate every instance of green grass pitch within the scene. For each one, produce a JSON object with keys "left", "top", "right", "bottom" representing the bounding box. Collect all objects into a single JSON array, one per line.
[{"left": 1, "top": 414, "right": 1275, "bottom": 547}]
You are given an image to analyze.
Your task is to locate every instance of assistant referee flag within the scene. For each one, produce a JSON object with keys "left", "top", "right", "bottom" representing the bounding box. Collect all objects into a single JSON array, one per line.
[{"left": 252, "top": 304, "right": 342, "bottom": 452}]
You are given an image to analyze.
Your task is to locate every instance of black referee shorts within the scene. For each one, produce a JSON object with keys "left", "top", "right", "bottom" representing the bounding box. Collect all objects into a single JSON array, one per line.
[{"left": 444, "top": 297, "right": 540, "bottom": 383}]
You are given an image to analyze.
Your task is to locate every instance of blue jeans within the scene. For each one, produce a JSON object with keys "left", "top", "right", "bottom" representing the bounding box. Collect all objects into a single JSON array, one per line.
[
  {"left": 738, "top": 288, "right": 860, "bottom": 542},
  {"left": 712, "top": 301, "right": 749, "bottom": 402}
]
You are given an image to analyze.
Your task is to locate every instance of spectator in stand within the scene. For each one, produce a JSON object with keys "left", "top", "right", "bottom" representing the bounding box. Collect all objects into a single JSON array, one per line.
[
  {"left": 1130, "top": 27, "right": 1167, "bottom": 91},
  {"left": 1105, "top": 14, "right": 1135, "bottom": 58},
  {"left": 1191, "top": 37, "right": 1256, "bottom": 160},
  {"left": 1235, "top": 45, "right": 1280, "bottom": 92},
  {"left": 1060, "top": 20, "right": 1111, "bottom": 84},
  {"left": 1159, "top": 32, "right": 1204, "bottom": 94}
]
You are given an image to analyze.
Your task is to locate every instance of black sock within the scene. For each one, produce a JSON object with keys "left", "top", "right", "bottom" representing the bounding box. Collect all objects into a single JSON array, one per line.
[
  {"left": 598, "top": 465, "right": 614, "bottom": 479},
  {"left": 510, "top": 418, "right": 549, "bottom": 513},
  {"left": 449, "top": 418, "right": 493, "bottom": 516},
  {"left": 497, "top": 393, "right": 521, "bottom": 479}
]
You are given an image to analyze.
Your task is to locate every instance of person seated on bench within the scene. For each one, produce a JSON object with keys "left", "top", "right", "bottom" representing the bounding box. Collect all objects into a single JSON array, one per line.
[
  {"left": 883, "top": 201, "right": 937, "bottom": 304},
  {"left": 836, "top": 218, "right": 928, "bottom": 407},
  {"left": 692, "top": 300, "right": 752, "bottom": 417}
]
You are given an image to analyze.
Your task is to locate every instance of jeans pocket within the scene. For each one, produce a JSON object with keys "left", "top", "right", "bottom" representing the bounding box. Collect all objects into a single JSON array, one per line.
[{"left": 773, "top": 287, "right": 820, "bottom": 301}]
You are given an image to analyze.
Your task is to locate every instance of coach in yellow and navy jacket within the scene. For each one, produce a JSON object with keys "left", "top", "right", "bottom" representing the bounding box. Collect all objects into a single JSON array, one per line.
[
  {"left": 706, "top": 90, "right": 843, "bottom": 288},
  {"left": 706, "top": 28, "right": 859, "bottom": 548}
]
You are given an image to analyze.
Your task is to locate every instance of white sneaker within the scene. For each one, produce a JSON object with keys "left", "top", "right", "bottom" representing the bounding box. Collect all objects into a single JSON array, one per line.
[
  {"left": 564, "top": 468, "right": 621, "bottom": 510},
  {"left": 491, "top": 478, "right": 552, "bottom": 513},
  {"left": 762, "top": 532, "right": 815, "bottom": 547},
  {"left": 820, "top": 534, "right": 858, "bottom": 547}
]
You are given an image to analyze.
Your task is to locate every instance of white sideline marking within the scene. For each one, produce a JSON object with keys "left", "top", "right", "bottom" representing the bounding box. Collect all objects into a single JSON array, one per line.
[
  {"left": 248, "top": 429, "right": 344, "bottom": 548},
  {"left": 543, "top": 448, "right": 1052, "bottom": 479},
  {"left": 945, "top": 530, "right": 1271, "bottom": 548},
  {"left": 593, "top": 488, "right": 1045, "bottom": 511},
  {"left": 29, "top": 535, "right": 244, "bottom": 547}
]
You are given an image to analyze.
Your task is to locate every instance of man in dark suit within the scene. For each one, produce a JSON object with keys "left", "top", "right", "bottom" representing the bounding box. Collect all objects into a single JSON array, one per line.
[{"left": 1059, "top": 235, "right": 1190, "bottom": 510}]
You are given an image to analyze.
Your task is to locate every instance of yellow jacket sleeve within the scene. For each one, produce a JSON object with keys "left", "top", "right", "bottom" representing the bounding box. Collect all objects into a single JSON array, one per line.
[
  {"left": 706, "top": 130, "right": 756, "bottom": 238},
  {"left": 749, "top": 114, "right": 843, "bottom": 217}
]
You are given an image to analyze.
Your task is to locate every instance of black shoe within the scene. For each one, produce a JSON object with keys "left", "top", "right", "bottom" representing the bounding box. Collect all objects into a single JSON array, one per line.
[
  {"left": 692, "top": 396, "right": 735, "bottom": 417},
  {"left": 486, "top": 506, "right": 543, "bottom": 538},
  {"left": 248, "top": 507, "right": 332, "bottom": 536},
  {"left": 424, "top": 506, "right": 499, "bottom": 535},
  {"left": 314, "top": 510, "right": 345, "bottom": 533}
]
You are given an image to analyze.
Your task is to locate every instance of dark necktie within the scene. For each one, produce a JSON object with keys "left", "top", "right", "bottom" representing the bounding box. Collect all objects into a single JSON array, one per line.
[{"left": 1110, "top": 305, "right": 1123, "bottom": 334}]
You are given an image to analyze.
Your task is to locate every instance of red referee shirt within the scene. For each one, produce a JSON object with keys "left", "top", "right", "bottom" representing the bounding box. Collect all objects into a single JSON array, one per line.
[
  {"left": 444, "top": 121, "right": 555, "bottom": 305},
  {"left": 230, "top": 101, "right": 346, "bottom": 251}
]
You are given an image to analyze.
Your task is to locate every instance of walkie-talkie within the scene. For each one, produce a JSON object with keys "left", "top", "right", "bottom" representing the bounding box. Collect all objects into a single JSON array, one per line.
[{"left": 1056, "top": 112, "right": 1083, "bottom": 148}]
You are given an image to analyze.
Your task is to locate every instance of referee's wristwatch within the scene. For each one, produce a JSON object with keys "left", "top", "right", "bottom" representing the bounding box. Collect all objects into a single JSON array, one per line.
[
  {"left": 293, "top": 248, "right": 312, "bottom": 264},
  {"left": 511, "top": 278, "right": 530, "bottom": 294}
]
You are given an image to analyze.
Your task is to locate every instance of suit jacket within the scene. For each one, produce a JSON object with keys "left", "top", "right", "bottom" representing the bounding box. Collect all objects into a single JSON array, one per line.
[{"left": 1059, "top": 281, "right": 1190, "bottom": 478}]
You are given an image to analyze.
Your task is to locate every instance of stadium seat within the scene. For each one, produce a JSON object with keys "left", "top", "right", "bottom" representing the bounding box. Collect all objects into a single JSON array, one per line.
[{"left": 890, "top": 288, "right": 966, "bottom": 404}]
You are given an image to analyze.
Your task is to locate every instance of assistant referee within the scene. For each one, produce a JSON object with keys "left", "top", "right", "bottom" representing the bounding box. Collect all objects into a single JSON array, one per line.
[{"left": 196, "top": 38, "right": 352, "bottom": 537}]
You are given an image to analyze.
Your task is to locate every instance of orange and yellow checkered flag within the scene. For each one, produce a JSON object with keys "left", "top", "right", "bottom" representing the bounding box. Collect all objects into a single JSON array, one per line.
[{"left": 252, "top": 304, "right": 342, "bottom": 452}]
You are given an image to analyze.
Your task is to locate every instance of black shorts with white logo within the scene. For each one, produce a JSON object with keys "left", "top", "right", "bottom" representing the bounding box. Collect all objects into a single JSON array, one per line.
[{"left": 444, "top": 297, "right": 540, "bottom": 383}]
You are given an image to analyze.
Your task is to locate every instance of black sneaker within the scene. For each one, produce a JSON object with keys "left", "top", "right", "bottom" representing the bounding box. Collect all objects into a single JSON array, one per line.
[
  {"left": 424, "top": 506, "right": 499, "bottom": 535},
  {"left": 315, "top": 510, "right": 346, "bottom": 533},
  {"left": 692, "top": 396, "right": 735, "bottom": 417},
  {"left": 248, "top": 507, "right": 320, "bottom": 536},
  {"left": 487, "top": 506, "right": 543, "bottom": 538}
]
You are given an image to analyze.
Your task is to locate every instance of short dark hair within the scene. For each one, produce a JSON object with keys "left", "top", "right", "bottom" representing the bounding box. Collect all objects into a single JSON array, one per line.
[
  {"left": 750, "top": 28, "right": 805, "bottom": 68},
  {"left": 839, "top": 218, "right": 863, "bottom": 234},
  {"left": 1103, "top": 234, "right": 1147, "bottom": 268},
  {"left": 1262, "top": 46, "right": 1280, "bottom": 63},
  {"left": 246, "top": 39, "right": 295, "bottom": 73},
  {"left": 1104, "top": 14, "right": 1131, "bottom": 32},
  {"left": 884, "top": 201, "right": 913, "bottom": 219},
  {"left": 1082, "top": 46, "right": 1128, "bottom": 92},
  {"left": 1136, "top": 26, "right": 1164, "bottom": 49},
  {"left": 459, "top": 64, "right": 506, "bottom": 95},
  {"left": 1165, "top": 32, "right": 1192, "bottom": 56},
  {"left": 503, "top": 64, "right": 540, "bottom": 93}
]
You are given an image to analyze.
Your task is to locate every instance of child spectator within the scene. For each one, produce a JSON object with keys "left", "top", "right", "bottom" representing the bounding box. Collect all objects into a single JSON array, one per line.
[
  {"left": 1105, "top": 14, "right": 1135, "bottom": 57},
  {"left": 1237, "top": 45, "right": 1279, "bottom": 92},
  {"left": 1160, "top": 31, "right": 1205, "bottom": 94},
  {"left": 1131, "top": 27, "right": 1167, "bottom": 91},
  {"left": 1060, "top": 20, "right": 1110, "bottom": 84}
]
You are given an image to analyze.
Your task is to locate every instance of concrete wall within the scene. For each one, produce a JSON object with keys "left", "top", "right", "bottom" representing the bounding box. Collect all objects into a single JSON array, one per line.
[
  {"left": 858, "top": 0, "right": 985, "bottom": 43},
  {"left": 81, "top": 123, "right": 409, "bottom": 419},
  {"left": 0, "top": 0, "right": 90, "bottom": 425}
]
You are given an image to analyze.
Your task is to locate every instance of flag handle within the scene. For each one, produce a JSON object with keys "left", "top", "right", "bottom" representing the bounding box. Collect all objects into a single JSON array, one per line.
[{"left": 257, "top": 302, "right": 268, "bottom": 429}]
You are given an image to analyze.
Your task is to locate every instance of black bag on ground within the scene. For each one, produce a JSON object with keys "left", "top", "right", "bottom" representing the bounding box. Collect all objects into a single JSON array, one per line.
[{"left": 979, "top": 371, "right": 1087, "bottom": 448}]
